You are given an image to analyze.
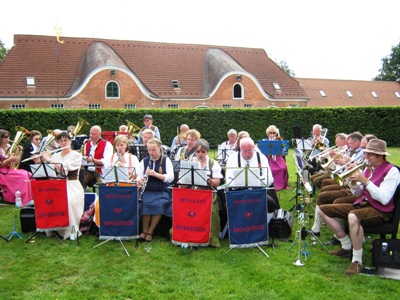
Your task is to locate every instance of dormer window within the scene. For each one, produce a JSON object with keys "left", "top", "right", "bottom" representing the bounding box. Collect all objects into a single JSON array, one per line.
[
  {"left": 26, "top": 77, "right": 35, "bottom": 87},
  {"left": 319, "top": 90, "right": 327, "bottom": 97},
  {"left": 172, "top": 80, "right": 181, "bottom": 89},
  {"left": 346, "top": 90, "right": 353, "bottom": 98}
]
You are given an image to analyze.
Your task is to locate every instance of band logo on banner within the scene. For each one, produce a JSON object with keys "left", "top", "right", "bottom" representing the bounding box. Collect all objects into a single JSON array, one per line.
[
  {"left": 98, "top": 185, "right": 138, "bottom": 240},
  {"left": 226, "top": 188, "right": 268, "bottom": 247},
  {"left": 31, "top": 179, "right": 69, "bottom": 231},
  {"left": 172, "top": 188, "right": 213, "bottom": 246}
]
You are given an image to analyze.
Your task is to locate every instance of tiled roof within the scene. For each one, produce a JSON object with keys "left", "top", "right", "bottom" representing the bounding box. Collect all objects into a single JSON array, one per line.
[
  {"left": 297, "top": 78, "right": 400, "bottom": 107},
  {"left": 0, "top": 34, "right": 308, "bottom": 100}
]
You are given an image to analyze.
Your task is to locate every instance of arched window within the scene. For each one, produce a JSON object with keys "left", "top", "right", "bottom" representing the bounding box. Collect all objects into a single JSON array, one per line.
[
  {"left": 106, "top": 81, "right": 120, "bottom": 98},
  {"left": 233, "top": 83, "right": 243, "bottom": 99}
]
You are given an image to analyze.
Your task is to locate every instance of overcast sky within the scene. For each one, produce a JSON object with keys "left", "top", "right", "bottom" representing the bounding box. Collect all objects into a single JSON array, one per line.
[{"left": 1, "top": 0, "right": 399, "bottom": 81}]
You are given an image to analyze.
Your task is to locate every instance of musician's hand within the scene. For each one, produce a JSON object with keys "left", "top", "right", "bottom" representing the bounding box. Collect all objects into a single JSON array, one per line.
[
  {"left": 348, "top": 171, "right": 366, "bottom": 183},
  {"left": 146, "top": 169, "right": 155, "bottom": 177}
]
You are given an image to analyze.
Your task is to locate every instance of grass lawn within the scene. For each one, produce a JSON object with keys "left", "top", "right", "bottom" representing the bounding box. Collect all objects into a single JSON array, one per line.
[{"left": 0, "top": 148, "right": 399, "bottom": 299}]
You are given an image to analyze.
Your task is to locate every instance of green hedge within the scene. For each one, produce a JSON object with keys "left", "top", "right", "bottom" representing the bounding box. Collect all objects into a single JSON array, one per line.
[{"left": 1, "top": 106, "right": 399, "bottom": 147}]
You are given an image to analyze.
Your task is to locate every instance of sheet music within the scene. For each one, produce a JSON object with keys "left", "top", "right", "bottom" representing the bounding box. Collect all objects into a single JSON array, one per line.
[
  {"left": 30, "top": 163, "right": 65, "bottom": 179},
  {"left": 101, "top": 167, "right": 131, "bottom": 183},
  {"left": 217, "top": 145, "right": 235, "bottom": 161},
  {"left": 178, "top": 160, "right": 208, "bottom": 186},
  {"left": 294, "top": 139, "right": 312, "bottom": 151},
  {"left": 226, "top": 167, "right": 267, "bottom": 188}
]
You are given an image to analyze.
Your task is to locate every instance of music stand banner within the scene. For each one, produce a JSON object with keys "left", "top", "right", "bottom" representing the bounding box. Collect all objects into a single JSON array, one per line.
[
  {"left": 98, "top": 185, "right": 138, "bottom": 240},
  {"left": 31, "top": 180, "right": 69, "bottom": 231},
  {"left": 226, "top": 188, "right": 268, "bottom": 248},
  {"left": 257, "top": 140, "right": 289, "bottom": 156},
  {"left": 171, "top": 188, "right": 212, "bottom": 246}
]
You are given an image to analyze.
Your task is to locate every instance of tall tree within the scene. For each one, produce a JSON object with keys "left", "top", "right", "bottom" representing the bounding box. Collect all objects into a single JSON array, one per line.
[
  {"left": 374, "top": 41, "right": 400, "bottom": 81},
  {"left": 0, "top": 39, "right": 8, "bottom": 62}
]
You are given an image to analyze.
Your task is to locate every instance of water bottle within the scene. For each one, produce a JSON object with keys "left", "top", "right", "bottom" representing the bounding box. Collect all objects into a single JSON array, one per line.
[
  {"left": 15, "top": 190, "right": 22, "bottom": 208},
  {"left": 70, "top": 224, "right": 77, "bottom": 241},
  {"left": 144, "top": 242, "right": 152, "bottom": 253},
  {"left": 381, "top": 242, "right": 388, "bottom": 253}
]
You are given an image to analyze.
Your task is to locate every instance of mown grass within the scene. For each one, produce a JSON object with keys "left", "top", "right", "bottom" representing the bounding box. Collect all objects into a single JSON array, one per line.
[{"left": 0, "top": 148, "right": 399, "bottom": 299}]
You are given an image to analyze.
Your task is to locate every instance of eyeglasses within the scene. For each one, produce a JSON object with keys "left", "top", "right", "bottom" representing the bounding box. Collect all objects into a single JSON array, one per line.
[
  {"left": 196, "top": 149, "right": 206, "bottom": 153},
  {"left": 2, "top": 135, "right": 9, "bottom": 138},
  {"left": 268, "top": 132, "right": 277, "bottom": 134}
]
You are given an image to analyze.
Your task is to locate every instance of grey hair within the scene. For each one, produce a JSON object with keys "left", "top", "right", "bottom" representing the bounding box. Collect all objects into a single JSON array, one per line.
[{"left": 194, "top": 138, "right": 209, "bottom": 152}]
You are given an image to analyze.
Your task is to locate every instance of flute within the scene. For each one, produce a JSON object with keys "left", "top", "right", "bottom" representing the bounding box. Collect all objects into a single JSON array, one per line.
[{"left": 21, "top": 146, "right": 70, "bottom": 163}]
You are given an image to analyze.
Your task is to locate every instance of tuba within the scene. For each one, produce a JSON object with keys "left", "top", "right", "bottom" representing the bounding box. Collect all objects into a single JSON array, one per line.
[
  {"left": 71, "top": 117, "right": 90, "bottom": 138},
  {"left": 8, "top": 126, "right": 30, "bottom": 169},
  {"left": 333, "top": 160, "right": 373, "bottom": 189},
  {"left": 126, "top": 120, "right": 140, "bottom": 142}
]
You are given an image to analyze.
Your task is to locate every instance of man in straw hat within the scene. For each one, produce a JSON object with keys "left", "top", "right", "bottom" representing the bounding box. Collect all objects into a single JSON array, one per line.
[{"left": 318, "top": 139, "right": 400, "bottom": 275}]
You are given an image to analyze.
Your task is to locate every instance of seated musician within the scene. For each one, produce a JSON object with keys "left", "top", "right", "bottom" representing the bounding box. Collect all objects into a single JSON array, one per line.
[
  {"left": 136, "top": 138, "right": 174, "bottom": 242},
  {"left": 0, "top": 129, "right": 33, "bottom": 206},
  {"left": 174, "top": 129, "right": 200, "bottom": 161},
  {"left": 131, "top": 129, "right": 154, "bottom": 161},
  {"left": 233, "top": 131, "right": 249, "bottom": 152},
  {"left": 264, "top": 125, "right": 289, "bottom": 190},
  {"left": 318, "top": 139, "right": 400, "bottom": 276},
  {"left": 41, "top": 132, "right": 85, "bottom": 239},
  {"left": 170, "top": 124, "right": 189, "bottom": 156},
  {"left": 82, "top": 125, "right": 113, "bottom": 189},
  {"left": 308, "top": 124, "right": 330, "bottom": 173},
  {"left": 226, "top": 137, "right": 280, "bottom": 213},
  {"left": 19, "top": 130, "right": 42, "bottom": 172},
  {"left": 310, "top": 132, "right": 348, "bottom": 189},
  {"left": 104, "top": 135, "right": 139, "bottom": 181},
  {"left": 218, "top": 129, "right": 237, "bottom": 165},
  {"left": 191, "top": 139, "right": 223, "bottom": 247}
]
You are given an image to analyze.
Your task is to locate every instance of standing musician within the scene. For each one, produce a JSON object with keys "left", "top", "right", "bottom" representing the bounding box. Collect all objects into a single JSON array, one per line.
[
  {"left": 318, "top": 139, "right": 400, "bottom": 276},
  {"left": 0, "top": 129, "right": 33, "bottom": 206},
  {"left": 41, "top": 132, "right": 84, "bottom": 240},
  {"left": 174, "top": 129, "right": 201, "bottom": 161},
  {"left": 136, "top": 138, "right": 174, "bottom": 242},
  {"left": 137, "top": 114, "right": 160, "bottom": 144},
  {"left": 264, "top": 125, "right": 289, "bottom": 190},
  {"left": 83, "top": 125, "right": 113, "bottom": 188},
  {"left": 104, "top": 135, "right": 139, "bottom": 181}
]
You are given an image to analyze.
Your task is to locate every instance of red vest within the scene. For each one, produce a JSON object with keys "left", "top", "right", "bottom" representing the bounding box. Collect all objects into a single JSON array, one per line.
[
  {"left": 354, "top": 160, "right": 394, "bottom": 212},
  {"left": 85, "top": 139, "right": 107, "bottom": 173}
]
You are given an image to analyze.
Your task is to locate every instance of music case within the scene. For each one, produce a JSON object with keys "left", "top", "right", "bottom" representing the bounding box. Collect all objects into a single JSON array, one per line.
[{"left": 20, "top": 208, "right": 36, "bottom": 233}]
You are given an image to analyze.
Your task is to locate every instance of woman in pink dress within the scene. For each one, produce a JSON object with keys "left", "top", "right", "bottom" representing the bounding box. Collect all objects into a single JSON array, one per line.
[
  {"left": 264, "top": 125, "right": 289, "bottom": 191},
  {"left": 0, "top": 129, "right": 33, "bottom": 206}
]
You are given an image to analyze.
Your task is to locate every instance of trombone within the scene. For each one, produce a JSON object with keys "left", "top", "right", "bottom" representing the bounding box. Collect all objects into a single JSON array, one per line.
[{"left": 306, "top": 128, "right": 328, "bottom": 161}]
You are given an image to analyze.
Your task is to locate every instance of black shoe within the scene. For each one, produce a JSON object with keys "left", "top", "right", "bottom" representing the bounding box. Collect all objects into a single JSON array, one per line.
[
  {"left": 324, "top": 237, "right": 340, "bottom": 246},
  {"left": 311, "top": 231, "right": 320, "bottom": 237}
]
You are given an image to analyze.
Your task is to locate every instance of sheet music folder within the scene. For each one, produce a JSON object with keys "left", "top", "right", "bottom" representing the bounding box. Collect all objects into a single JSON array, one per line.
[
  {"left": 101, "top": 167, "right": 131, "bottom": 183},
  {"left": 178, "top": 160, "right": 208, "bottom": 186},
  {"left": 224, "top": 166, "right": 268, "bottom": 189},
  {"left": 30, "top": 163, "right": 66, "bottom": 179}
]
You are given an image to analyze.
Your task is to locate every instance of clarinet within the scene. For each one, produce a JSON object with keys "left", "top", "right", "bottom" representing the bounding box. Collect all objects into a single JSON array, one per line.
[{"left": 138, "top": 159, "right": 153, "bottom": 201}]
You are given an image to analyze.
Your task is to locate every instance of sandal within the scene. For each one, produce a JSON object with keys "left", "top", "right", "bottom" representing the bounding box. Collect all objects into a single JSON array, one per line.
[
  {"left": 145, "top": 233, "right": 153, "bottom": 242},
  {"left": 138, "top": 232, "right": 147, "bottom": 242}
]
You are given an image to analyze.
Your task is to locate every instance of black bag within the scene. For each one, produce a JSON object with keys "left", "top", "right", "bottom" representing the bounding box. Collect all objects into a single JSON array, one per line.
[
  {"left": 372, "top": 239, "right": 400, "bottom": 269},
  {"left": 20, "top": 208, "right": 36, "bottom": 233},
  {"left": 269, "top": 209, "right": 293, "bottom": 241}
]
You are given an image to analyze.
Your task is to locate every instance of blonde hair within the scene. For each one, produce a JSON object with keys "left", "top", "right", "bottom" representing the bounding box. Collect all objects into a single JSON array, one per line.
[
  {"left": 113, "top": 135, "right": 129, "bottom": 152},
  {"left": 266, "top": 125, "right": 279, "bottom": 135}
]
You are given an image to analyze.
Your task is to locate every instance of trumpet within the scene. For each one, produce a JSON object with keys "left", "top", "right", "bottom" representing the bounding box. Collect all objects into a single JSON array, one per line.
[
  {"left": 333, "top": 160, "right": 373, "bottom": 189},
  {"left": 310, "top": 145, "right": 337, "bottom": 161},
  {"left": 21, "top": 146, "right": 70, "bottom": 163}
]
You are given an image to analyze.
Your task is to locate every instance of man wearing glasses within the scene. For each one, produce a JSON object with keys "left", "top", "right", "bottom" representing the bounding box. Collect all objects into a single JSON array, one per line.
[{"left": 225, "top": 137, "right": 280, "bottom": 211}]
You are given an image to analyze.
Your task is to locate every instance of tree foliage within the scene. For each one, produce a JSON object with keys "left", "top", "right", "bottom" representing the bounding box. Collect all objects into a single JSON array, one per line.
[
  {"left": 0, "top": 39, "right": 8, "bottom": 62},
  {"left": 374, "top": 41, "right": 400, "bottom": 81},
  {"left": 277, "top": 59, "right": 295, "bottom": 77}
]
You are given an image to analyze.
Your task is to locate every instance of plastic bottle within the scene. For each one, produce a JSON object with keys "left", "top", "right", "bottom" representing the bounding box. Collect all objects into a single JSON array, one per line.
[
  {"left": 70, "top": 224, "right": 77, "bottom": 240},
  {"left": 15, "top": 190, "right": 22, "bottom": 208}
]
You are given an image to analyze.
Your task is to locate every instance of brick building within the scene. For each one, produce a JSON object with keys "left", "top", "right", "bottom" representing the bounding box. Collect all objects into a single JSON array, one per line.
[{"left": 0, "top": 34, "right": 309, "bottom": 110}]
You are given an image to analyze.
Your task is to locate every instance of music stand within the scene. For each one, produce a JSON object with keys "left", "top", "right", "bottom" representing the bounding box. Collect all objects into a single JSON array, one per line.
[
  {"left": 100, "top": 166, "right": 132, "bottom": 185},
  {"left": 217, "top": 146, "right": 235, "bottom": 165},
  {"left": 30, "top": 163, "right": 67, "bottom": 180},
  {"left": 5, "top": 215, "right": 23, "bottom": 241},
  {"left": 258, "top": 140, "right": 289, "bottom": 156},
  {"left": 177, "top": 161, "right": 209, "bottom": 188},
  {"left": 129, "top": 145, "right": 148, "bottom": 161}
]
